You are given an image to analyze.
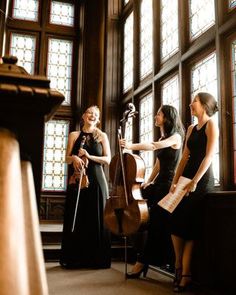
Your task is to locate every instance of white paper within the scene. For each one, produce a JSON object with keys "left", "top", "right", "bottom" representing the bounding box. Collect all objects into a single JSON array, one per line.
[{"left": 157, "top": 176, "right": 192, "bottom": 213}]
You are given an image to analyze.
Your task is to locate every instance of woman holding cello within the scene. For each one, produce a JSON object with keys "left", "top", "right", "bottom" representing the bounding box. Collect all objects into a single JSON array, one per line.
[
  {"left": 120, "top": 105, "right": 184, "bottom": 278},
  {"left": 60, "top": 105, "right": 111, "bottom": 269}
]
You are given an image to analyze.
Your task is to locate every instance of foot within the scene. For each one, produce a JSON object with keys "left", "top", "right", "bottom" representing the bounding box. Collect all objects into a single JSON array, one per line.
[
  {"left": 130, "top": 262, "right": 144, "bottom": 273},
  {"left": 173, "top": 274, "right": 192, "bottom": 293}
]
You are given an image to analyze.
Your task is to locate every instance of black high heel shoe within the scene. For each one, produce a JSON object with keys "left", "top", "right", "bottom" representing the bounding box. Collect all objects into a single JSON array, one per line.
[
  {"left": 173, "top": 267, "right": 182, "bottom": 287},
  {"left": 126, "top": 264, "right": 149, "bottom": 279},
  {"left": 173, "top": 274, "right": 192, "bottom": 293}
]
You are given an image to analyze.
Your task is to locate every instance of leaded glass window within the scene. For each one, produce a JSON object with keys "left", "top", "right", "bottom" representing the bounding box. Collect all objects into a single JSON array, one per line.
[
  {"left": 42, "top": 120, "right": 70, "bottom": 191},
  {"left": 125, "top": 117, "right": 133, "bottom": 144},
  {"left": 47, "top": 38, "right": 73, "bottom": 105},
  {"left": 10, "top": 33, "right": 36, "bottom": 74},
  {"left": 123, "top": 13, "right": 134, "bottom": 92},
  {"left": 140, "top": 0, "right": 153, "bottom": 79},
  {"left": 189, "top": 0, "right": 215, "bottom": 40},
  {"left": 231, "top": 40, "right": 236, "bottom": 183},
  {"left": 139, "top": 93, "right": 154, "bottom": 180},
  {"left": 162, "top": 75, "right": 180, "bottom": 113},
  {"left": 12, "top": 0, "right": 39, "bottom": 22},
  {"left": 229, "top": 0, "right": 236, "bottom": 9},
  {"left": 160, "top": 0, "right": 179, "bottom": 61},
  {"left": 50, "top": 1, "right": 75, "bottom": 27},
  {"left": 191, "top": 52, "right": 219, "bottom": 185}
]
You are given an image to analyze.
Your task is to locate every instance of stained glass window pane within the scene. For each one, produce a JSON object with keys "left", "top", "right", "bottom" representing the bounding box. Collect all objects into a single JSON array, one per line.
[
  {"left": 162, "top": 75, "right": 180, "bottom": 114},
  {"left": 123, "top": 13, "right": 133, "bottom": 92},
  {"left": 139, "top": 93, "right": 154, "bottom": 180},
  {"left": 50, "top": 1, "right": 75, "bottom": 27},
  {"left": 140, "top": 0, "right": 153, "bottom": 79},
  {"left": 229, "top": 0, "right": 236, "bottom": 9},
  {"left": 13, "top": 0, "right": 39, "bottom": 21},
  {"left": 231, "top": 40, "right": 236, "bottom": 183},
  {"left": 10, "top": 33, "right": 36, "bottom": 74},
  {"left": 191, "top": 52, "right": 219, "bottom": 185},
  {"left": 42, "top": 120, "right": 69, "bottom": 191},
  {"left": 160, "top": 0, "right": 179, "bottom": 61},
  {"left": 47, "top": 38, "right": 73, "bottom": 105},
  {"left": 189, "top": 0, "right": 215, "bottom": 40}
]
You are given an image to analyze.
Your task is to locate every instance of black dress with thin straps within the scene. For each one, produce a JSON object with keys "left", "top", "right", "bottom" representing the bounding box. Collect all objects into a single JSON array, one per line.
[
  {"left": 60, "top": 131, "right": 111, "bottom": 268},
  {"left": 171, "top": 123, "right": 214, "bottom": 240},
  {"left": 135, "top": 145, "right": 181, "bottom": 267}
]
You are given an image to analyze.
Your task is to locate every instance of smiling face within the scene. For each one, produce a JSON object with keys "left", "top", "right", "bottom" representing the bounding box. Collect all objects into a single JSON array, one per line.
[
  {"left": 154, "top": 108, "right": 165, "bottom": 127},
  {"left": 189, "top": 95, "right": 205, "bottom": 117},
  {"left": 83, "top": 106, "right": 100, "bottom": 127}
]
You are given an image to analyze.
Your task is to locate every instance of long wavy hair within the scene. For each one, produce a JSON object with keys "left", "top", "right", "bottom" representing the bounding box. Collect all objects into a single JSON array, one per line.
[
  {"left": 79, "top": 105, "right": 103, "bottom": 142},
  {"left": 161, "top": 105, "right": 185, "bottom": 139}
]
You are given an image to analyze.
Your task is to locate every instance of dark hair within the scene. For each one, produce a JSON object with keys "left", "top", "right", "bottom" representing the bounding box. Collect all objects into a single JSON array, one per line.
[
  {"left": 197, "top": 92, "right": 218, "bottom": 117},
  {"left": 161, "top": 105, "right": 185, "bottom": 138}
]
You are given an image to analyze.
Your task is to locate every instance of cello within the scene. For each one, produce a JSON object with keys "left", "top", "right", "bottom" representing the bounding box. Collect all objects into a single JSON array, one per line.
[{"left": 104, "top": 103, "right": 149, "bottom": 236}]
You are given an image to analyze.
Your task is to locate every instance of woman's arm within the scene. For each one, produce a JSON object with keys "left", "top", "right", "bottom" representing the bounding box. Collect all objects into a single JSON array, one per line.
[
  {"left": 189, "top": 119, "right": 218, "bottom": 186},
  {"left": 120, "top": 133, "right": 182, "bottom": 151},
  {"left": 170, "top": 125, "right": 193, "bottom": 191},
  {"left": 79, "top": 132, "right": 111, "bottom": 165}
]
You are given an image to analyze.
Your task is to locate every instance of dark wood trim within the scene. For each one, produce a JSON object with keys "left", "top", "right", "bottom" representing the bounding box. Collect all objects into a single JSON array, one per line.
[{"left": 0, "top": 0, "right": 7, "bottom": 56}]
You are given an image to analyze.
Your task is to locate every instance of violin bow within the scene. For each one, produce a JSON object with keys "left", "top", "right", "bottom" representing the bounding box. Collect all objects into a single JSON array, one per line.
[{"left": 71, "top": 135, "right": 87, "bottom": 232}]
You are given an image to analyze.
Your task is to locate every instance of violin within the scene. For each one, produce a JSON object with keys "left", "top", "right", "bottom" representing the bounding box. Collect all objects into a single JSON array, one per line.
[
  {"left": 104, "top": 103, "right": 149, "bottom": 236},
  {"left": 69, "top": 135, "right": 89, "bottom": 189},
  {"left": 69, "top": 135, "right": 89, "bottom": 232}
]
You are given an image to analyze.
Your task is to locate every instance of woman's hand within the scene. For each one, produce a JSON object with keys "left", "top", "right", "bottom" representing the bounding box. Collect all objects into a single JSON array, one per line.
[
  {"left": 119, "top": 138, "right": 131, "bottom": 149},
  {"left": 170, "top": 183, "right": 177, "bottom": 193},
  {"left": 78, "top": 148, "right": 90, "bottom": 159},
  {"left": 72, "top": 155, "right": 84, "bottom": 171},
  {"left": 184, "top": 180, "right": 197, "bottom": 196}
]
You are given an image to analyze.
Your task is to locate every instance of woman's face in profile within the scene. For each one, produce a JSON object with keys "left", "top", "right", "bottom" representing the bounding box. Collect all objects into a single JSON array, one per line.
[
  {"left": 189, "top": 96, "right": 203, "bottom": 116},
  {"left": 83, "top": 107, "right": 100, "bottom": 126},
  {"left": 155, "top": 108, "right": 165, "bottom": 127}
]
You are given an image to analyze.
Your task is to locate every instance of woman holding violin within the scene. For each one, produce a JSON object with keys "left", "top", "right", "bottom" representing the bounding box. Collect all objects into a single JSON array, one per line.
[
  {"left": 120, "top": 105, "right": 184, "bottom": 278},
  {"left": 60, "top": 105, "right": 111, "bottom": 269}
]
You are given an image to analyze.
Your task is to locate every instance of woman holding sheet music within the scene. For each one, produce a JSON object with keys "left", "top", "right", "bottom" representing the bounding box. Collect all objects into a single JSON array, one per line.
[
  {"left": 120, "top": 104, "right": 184, "bottom": 278},
  {"left": 170, "top": 92, "right": 218, "bottom": 292},
  {"left": 60, "top": 105, "right": 111, "bottom": 269}
]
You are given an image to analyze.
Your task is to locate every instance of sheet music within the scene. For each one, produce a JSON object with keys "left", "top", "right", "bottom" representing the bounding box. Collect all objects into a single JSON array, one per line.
[{"left": 157, "top": 176, "right": 192, "bottom": 213}]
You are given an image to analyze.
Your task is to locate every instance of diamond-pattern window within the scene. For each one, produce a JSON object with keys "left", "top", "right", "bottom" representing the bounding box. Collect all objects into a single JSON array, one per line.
[
  {"left": 10, "top": 33, "right": 36, "bottom": 74},
  {"left": 12, "top": 0, "right": 39, "bottom": 21},
  {"left": 47, "top": 38, "right": 73, "bottom": 105},
  {"left": 50, "top": 1, "right": 75, "bottom": 27},
  {"left": 139, "top": 93, "right": 154, "bottom": 180},
  {"left": 123, "top": 13, "right": 134, "bottom": 92},
  {"left": 42, "top": 120, "right": 70, "bottom": 192},
  {"left": 140, "top": 0, "right": 153, "bottom": 79},
  {"left": 191, "top": 52, "right": 219, "bottom": 185},
  {"left": 160, "top": 0, "right": 179, "bottom": 61},
  {"left": 231, "top": 40, "right": 236, "bottom": 184},
  {"left": 189, "top": 0, "right": 215, "bottom": 40},
  {"left": 162, "top": 75, "right": 180, "bottom": 114}
]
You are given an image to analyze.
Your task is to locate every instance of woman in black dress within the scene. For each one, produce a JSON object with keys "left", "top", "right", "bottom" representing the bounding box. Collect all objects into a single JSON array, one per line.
[
  {"left": 60, "top": 105, "right": 111, "bottom": 269},
  {"left": 170, "top": 92, "right": 219, "bottom": 292},
  {"left": 120, "top": 105, "right": 184, "bottom": 278}
]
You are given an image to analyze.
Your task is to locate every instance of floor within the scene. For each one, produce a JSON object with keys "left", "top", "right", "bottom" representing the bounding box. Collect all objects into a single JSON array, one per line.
[{"left": 46, "top": 261, "right": 219, "bottom": 295}]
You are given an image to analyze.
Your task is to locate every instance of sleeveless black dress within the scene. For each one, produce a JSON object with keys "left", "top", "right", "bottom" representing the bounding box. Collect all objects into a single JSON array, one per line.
[
  {"left": 171, "top": 123, "right": 214, "bottom": 240},
  {"left": 136, "top": 145, "right": 181, "bottom": 267},
  {"left": 60, "top": 131, "right": 111, "bottom": 268}
]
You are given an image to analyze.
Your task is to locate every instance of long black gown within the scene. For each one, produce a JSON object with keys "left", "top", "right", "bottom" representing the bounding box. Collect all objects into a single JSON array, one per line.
[
  {"left": 60, "top": 131, "right": 111, "bottom": 269},
  {"left": 134, "top": 145, "right": 181, "bottom": 267},
  {"left": 171, "top": 122, "right": 214, "bottom": 240}
]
